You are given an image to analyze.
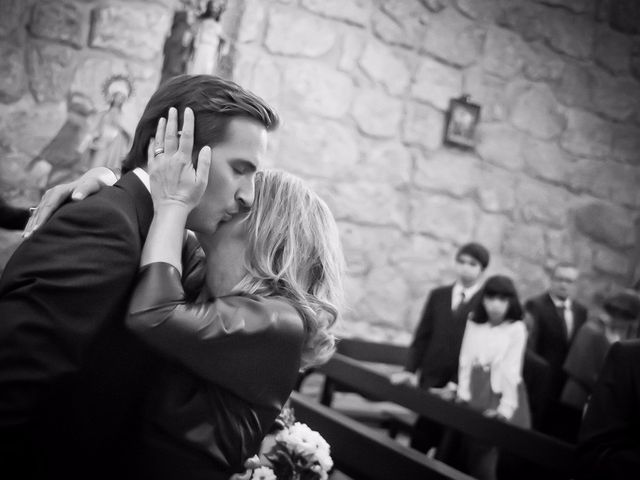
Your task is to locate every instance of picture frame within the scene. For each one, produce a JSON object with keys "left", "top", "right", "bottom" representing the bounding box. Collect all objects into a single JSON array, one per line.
[{"left": 444, "top": 95, "right": 481, "bottom": 149}]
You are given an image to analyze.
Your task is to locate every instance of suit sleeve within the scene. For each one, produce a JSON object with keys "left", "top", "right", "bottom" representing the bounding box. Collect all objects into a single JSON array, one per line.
[
  {"left": 576, "top": 342, "right": 640, "bottom": 479},
  {"left": 0, "top": 195, "right": 140, "bottom": 423},
  {"left": 126, "top": 263, "right": 305, "bottom": 403},
  {"left": 405, "top": 291, "right": 436, "bottom": 372}
]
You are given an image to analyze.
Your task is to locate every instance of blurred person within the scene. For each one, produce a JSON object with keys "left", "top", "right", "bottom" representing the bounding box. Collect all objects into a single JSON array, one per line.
[
  {"left": 574, "top": 339, "right": 640, "bottom": 480},
  {"left": 561, "top": 290, "right": 640, "bottom": 424},
  {"left": 525, "top": 262, "right": 588, "bottom": 439},
  {"left": 441, "top": 275, "right": 529, "bottom": 480},
  {"left": 391, "top": 242, "right": 490, "bottom": 455}
]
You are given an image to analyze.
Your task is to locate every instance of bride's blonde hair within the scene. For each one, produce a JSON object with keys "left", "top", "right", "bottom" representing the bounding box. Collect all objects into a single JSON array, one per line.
[{"left": 233, "top": 170, "right": 345, "bottom": 369}]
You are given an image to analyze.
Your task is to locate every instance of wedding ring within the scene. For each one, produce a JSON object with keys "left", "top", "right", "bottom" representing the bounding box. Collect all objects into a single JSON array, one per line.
[
  {"left": 153, "top": 147, "right": 164, "bottom": 157},
  {"left": 29, "top": 207, "right": 38, "bottom": 215}
]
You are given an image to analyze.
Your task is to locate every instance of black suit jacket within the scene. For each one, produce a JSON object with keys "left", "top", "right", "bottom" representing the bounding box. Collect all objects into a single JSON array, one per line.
[
  {"left": 0, "top": 173, "right": 155, "bottom": 479},
  {"left": 525, "top": 292, "right": 588, "bottom": 398},
  {"left": 575, "top": 340, "right": 640, "bottom": 479},
  {"left": 405, "top": 284, "right": 481, "bottom": 389}
]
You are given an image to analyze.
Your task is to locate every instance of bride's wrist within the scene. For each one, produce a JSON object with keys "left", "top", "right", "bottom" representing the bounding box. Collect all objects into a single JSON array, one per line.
[{"left": 153, "top": 199, "right": 194, "bottom": 212}]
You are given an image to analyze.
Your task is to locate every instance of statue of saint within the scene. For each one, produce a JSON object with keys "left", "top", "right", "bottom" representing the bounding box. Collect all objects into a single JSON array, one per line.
[{"left": 188, "top": 0, "right": 230, "bottom": 75}]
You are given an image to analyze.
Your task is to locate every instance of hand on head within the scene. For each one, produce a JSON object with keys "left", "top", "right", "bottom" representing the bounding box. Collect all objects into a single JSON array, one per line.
[{"left": 148, "top": 107, "right": 211, "bottom": 212}]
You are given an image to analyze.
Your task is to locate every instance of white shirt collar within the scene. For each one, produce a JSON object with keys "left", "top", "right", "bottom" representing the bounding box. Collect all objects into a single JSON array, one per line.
[
  {"left": 453, "top": 280, "right": 482, "bottom": 300},
  {"left": 549, "top": 293, "right": 571, "bottom": 309},
  {"left": 132, "top": 167, "right": 151, "bottom": 193}
]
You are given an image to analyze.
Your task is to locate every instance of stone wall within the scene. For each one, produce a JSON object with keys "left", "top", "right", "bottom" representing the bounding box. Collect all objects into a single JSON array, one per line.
[
  {"left": 232, "top": 0, "right": 640, "bottom": 338},
  {"left": 0, "top": 0, "right": 177, "bottom": 264},
  {"left": 1, "top": 0, "right": 639, "bottom": 341}
]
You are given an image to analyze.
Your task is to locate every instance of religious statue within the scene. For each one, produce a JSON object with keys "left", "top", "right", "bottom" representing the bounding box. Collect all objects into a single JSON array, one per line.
[{"left": 188, "top": 0, "right": 230, "bottom": 75}]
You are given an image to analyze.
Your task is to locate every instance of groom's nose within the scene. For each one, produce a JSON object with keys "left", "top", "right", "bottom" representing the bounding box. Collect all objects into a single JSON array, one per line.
[{"left": 235, "top": 181, "right": 255, "bottom": 211}]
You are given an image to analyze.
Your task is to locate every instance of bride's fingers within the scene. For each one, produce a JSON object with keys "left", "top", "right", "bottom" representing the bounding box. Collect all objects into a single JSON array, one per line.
[
  {"left": 178, "top": 107, "right": 194, "bottom": 162},
  {"left": 154, "top": 116, "right": 166, "bottom": 153},
  {"left": 164, "top": 107, "right": 179, "bottom": 155},
  {"left": 195, "top": 146, "right": 211, "bottom": 191}
]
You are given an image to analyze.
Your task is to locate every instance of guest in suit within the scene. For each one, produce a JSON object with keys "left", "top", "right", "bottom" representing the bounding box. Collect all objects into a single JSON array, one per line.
[
  {"left": 0, "top": 75, "right": 279, "bottom": 480},
  {"left": 574, "top": 339, "right": 640, "bottom": 480},
  {"left": 562, "top": 290, "right": 640, "bottom": 416},
  {"left": 524, "top": 262, "right": 588, "bottom": 440},
  {"left": 391, "top": 242, "right": 490, "bottom": 455}
]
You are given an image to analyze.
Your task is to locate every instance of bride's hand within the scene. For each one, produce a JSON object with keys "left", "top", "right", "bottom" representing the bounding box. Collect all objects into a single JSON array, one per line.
[
  {"left": 148, "top": 107, "right": 211, "bottom": 212},
  {"left": 23, "top": 167, "right": 118, "bottom": 238}
]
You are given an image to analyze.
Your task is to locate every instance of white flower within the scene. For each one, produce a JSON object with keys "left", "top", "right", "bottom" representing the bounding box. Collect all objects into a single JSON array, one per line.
[
  {"left": 250, "top": 466, "right": 276, "bottom": 480},
  {"left": 275, "top": 422, "right": 334, "bottom": 472}
]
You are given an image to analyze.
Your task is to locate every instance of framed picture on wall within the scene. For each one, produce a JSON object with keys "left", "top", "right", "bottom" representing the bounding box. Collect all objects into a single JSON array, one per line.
[{"left": 444, "top": 95, "right": 481, "bottom": 148}]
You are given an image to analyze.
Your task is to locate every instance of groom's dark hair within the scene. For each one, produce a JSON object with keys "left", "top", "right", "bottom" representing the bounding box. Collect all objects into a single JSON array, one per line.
[{"left": 121, "top": 74, "right": 279, "bottom": 174}]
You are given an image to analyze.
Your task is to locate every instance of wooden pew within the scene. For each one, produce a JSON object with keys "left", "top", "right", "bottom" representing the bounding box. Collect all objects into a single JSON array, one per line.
[
  {"left": 317, "top": 352, "right": 576, "bottom": 476},
  {"left": 290, "top": 392, "right": 474, "bottom": 480}
]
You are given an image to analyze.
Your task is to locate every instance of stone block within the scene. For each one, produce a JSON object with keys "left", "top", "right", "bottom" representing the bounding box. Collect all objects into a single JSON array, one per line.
[
  {"left": 516, "top": 179, "right": 571, "bottom": 228},
  {"left": 373, "top": 0, "right": 428, "bottom": 48},
  {"left": 356, "top": 267, "right": 412, "bottom": 327},
  {"left": 497, "top": 2, "right": 547, "bottom": 43},
  {"left": 474, "top": 213, "right": 509, "bottom": 253},
  {"left": 391, "top": 234, "right": 453, "bottom": 292},
  {"left": 352, "top": 88, "right": 403, "bottom": 138},
  {"left": 274, "top": 114, "right": 359, "bottom": 178},
  {"left": 533, "top": 0, "right": 596, "bottom": 14},
  {"left": 510, "top": 83, "right": 566, "bottom": 140},
  {"left": 502, "top": 223, "right": 547, "bottom": 264},
  {"left": 611, "top": 124, "right": 640, "bottom": 166},
  {"left": 338, "top": 31, "right": 366, "bottom": 73},
  {"left": 522, "top": 137, "right": 573, "bottom": 187},
  {"left": 402, "top": 102, "right": 445, "bottom": 150},
  {"left": 411, "top": 57, "right": 463, "bottom": 110},
  {"left": 545, "top": 9, "right": 595, "bottom": 59},
  {"left": 339, "top": 223, "right": 403, "bottom": 275},
  {"left": 282, "top": 61, "right": 354, "bottom": 119},
  {"left": 0, "top": 0, "right": 28, "bottom": 38},
  {"left": 482, "top": 26, "right": 528, "bottom": 80},
  {"left": 410, "top": 192, "right": 477, "bottom": 242},
  {"left": 573, "top": 201, "right": 636, "bottom": 249},
  {"left": 414, "top": 149, "right": 481, "bottom": 198},
  {"left": 477, "top": 165, "right": 517, "bottom": 214},
  {"left": 476, "top": 123, "right": 525, "bottom": 171},
  {"left": 26, "top": 41, "right": 77, "bottom": 103},
  {"left": 301, "top": 0, "right": 372, "bottom": 26},
  {"left": 359, "top": 140, "right": 412, "bottom": 186},
  {"left": 0, "top": 96, "right": 67, "bottom": 158},
  {"left": 594, "top": 25, "right": 632, "bottom": 74},
  {"left": 29, "top": 0, "right": 86, "bottom": 48},
  {"left": 463, "top": 67, "right": 509, "bottom": 121},
  {"left": 90, "top": 3, "right": 171, "bottom": 61},
  {"left": 523, "top": 44, "right": 565, "bottom": 83},
  {"left": 499, "top": 255, "right": 549, "bottom": 301},
  {"left": 591, "top": 71, "right": 640, "bottom": 122},
  {"left": 455, "top": 0, "right": 504, "bottom": 23},
  {"left": 237, "top": 0, "right": 266, "bottom": 43},
  {"left": 0, "top": 40, "right": 26, "bottom": 103},
  {"left": 359, "top": 40, "right": 411, "bottom": 95},
  {"left": 265, "top": 5, "right": 337, "bottom": 57},
  {"left": 593, "top": 246, "right": 632, "bottom": 277},
  {"left": 313, "top": 179, "right": 408, "bottom": 229},
  {"left": 570, "top": 158, "right": 639, "bottom": 207},
  {"left": 421, "top": 7, "right": 486, "bottom": 67},
  {"left": 552, "top": 62, "right": 594, "bottom": 110},
  {"left": 560, "top": 108, "right": 612, "bottom": 158}
]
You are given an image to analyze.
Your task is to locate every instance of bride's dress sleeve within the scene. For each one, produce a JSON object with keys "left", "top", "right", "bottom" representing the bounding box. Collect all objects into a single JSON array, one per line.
[{"left": 126, "top": 262, "right": 305, "bottom": 403}]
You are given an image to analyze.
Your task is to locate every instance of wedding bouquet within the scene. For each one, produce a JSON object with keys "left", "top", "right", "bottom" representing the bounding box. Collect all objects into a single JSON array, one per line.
[{"left": 250, "top": 406, "right": 333, "bottom": 480}]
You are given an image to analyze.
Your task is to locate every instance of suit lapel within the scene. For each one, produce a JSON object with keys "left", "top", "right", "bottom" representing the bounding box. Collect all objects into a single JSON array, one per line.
[
  {"left": 544, "top": 293, "right": 569, "bottom": 343},
  {"left": 114, "top": 172, "right": 154, "bottom": 240}
]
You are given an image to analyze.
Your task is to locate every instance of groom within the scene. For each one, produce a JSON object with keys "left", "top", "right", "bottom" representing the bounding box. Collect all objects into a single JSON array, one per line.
[{"left": 0, "top": 75, "right": 278, "bottom": 479}]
